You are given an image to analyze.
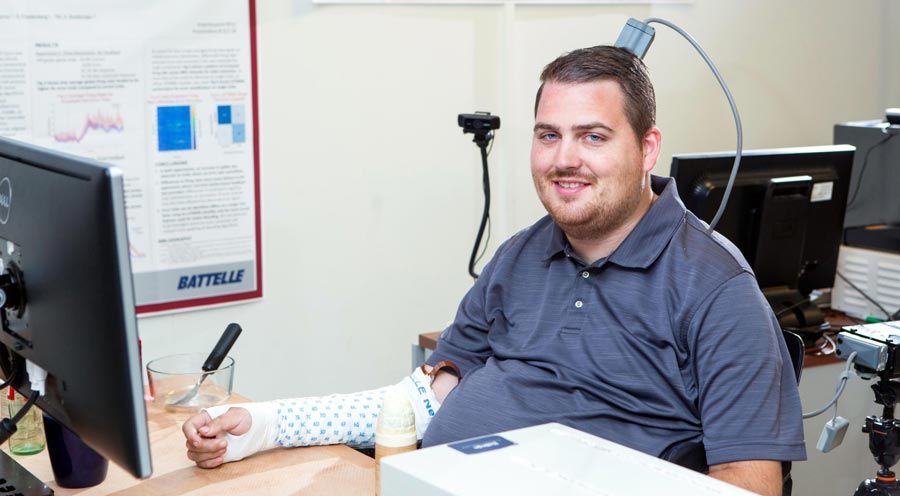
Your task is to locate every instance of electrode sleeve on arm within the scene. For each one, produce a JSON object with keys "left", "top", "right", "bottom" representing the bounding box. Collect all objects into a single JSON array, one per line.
[{"left": 201, "top": 365, "right": 452, "bottom": 463}]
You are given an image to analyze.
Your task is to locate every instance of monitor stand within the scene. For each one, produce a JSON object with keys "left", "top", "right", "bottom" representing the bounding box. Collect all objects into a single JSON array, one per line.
[
  {"left": 0, "top": 449, "right": 52, "bottom": 496},
  {"left": 764, "top": 286, "right": 828, "bottom": 342}
]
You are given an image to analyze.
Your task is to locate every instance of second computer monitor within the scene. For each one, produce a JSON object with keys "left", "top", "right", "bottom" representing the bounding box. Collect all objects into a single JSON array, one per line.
[{"left": 670, "top": 145, "right": 854, "bottom": 298}]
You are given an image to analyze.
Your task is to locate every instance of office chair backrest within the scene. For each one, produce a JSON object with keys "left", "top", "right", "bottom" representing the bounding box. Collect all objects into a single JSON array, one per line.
[{"left": 782, "top": 330, "right": 805, "bottom": 384}]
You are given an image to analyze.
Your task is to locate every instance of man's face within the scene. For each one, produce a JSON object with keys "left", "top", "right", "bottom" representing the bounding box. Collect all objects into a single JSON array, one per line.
[{"left": 531, "top": 80, "right": 653, "bottom": 240}]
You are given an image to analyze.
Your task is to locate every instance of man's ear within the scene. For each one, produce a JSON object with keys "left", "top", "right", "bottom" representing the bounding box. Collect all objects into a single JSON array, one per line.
[{"left": 641, "top": 126, "right": 662, "bottom": 173}]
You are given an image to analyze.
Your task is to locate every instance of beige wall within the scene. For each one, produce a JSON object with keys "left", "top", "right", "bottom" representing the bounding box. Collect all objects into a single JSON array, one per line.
[{"left": 138, "top": 0, "right": 897, "bottom": 492}]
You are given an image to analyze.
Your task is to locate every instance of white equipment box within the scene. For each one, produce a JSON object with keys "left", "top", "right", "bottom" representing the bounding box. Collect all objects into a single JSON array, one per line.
[
  {"left": 832, "top": 245, "right": 900, "bottom": 320},
  {"left": 380, "top": 423, "right": 755, "bottom": 495}
]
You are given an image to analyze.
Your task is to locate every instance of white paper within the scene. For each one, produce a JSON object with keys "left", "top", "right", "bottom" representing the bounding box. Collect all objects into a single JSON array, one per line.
[{"left": 811, "top": 181, "right": 834, "bottom": 203}]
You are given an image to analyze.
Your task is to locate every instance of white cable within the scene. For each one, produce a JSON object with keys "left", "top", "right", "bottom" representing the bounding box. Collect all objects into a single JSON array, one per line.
[
  {"left": 644, "top": 17, "right": 743, "bottom": 233},
  {"left": 25, "top": 360, "right": 47, "bottom": 396},
  {"left": 803, "top": 352, "right": 857, "bottom": 419}
]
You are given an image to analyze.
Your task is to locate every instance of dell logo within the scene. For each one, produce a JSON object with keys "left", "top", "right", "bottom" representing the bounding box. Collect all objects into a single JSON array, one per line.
[{"left": 0, "top": 177, "right": 10, "bottom": 224}]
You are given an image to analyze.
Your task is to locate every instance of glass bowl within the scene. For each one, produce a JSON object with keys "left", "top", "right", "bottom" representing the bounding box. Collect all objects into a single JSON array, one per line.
[{"left": 146, "top": 353, "right": 234, "bottom": 412}]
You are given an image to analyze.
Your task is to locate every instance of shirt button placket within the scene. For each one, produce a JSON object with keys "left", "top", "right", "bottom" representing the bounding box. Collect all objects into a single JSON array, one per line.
[{"left": 575, "top": 269, "right": 588, "bottom": 310}]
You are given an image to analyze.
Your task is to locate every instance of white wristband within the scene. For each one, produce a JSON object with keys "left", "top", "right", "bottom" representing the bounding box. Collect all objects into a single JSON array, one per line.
[{"left": 395, "top": 367, "right": 441, "bottom": 440}]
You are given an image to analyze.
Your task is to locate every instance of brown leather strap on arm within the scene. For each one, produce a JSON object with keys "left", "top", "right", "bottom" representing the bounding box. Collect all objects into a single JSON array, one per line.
[{"left": 421, "top": 360, "right": 462, "bottom": 382}]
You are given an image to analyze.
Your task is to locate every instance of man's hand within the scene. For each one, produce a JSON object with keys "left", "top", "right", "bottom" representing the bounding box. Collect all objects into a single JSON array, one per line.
[
  {"left": 708, "top": 460, "right": 782, "bottom": 496},
  {"left": 182, "top": 407, "right": 252, "bottom": 469}
]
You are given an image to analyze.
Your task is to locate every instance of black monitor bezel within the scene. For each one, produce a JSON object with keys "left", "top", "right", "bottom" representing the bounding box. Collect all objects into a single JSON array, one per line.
[{"left": 671, "top": 145, "right": 855, "bottom": 295}]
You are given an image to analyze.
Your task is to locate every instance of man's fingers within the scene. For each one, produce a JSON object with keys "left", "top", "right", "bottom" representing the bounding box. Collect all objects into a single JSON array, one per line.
[
  {"left": 198, "top": 413, "right": 235, "bottom": 437},
  {"left": 182, "top": 411, "right": 212, "bottom": 445},
  {"left": 185, "top": 437, "right": 227, "bottom": 453},
  {"left": 183, "top": 408, "right": 244, "bottom": 468},
  {"left": 187, "top": 447, "right": 227, "bottom": 465},
  {"left": 197, "top": 456, "right": 225, "bottom": 469},
  {"left": 198, "top": 407, "right": 251, "bottom": 437},
  {"left": 184, "top": 407, "right": 252, "bottom": 468},
  {"left": 188, "top": 450, "right": 225, "bottom": 463}
]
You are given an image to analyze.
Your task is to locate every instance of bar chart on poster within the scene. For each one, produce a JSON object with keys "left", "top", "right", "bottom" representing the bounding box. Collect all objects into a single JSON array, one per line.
[{"left": 0, "top": 0, "right": 262, "bottom": 314}]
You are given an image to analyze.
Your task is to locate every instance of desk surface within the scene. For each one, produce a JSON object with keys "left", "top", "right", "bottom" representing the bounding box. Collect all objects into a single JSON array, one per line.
[
  {"left": 419, "top": 309, "right": 859, "bottom": 369},
  {"left": 6, "top": 395, "right": 374, "bottom": 495}
]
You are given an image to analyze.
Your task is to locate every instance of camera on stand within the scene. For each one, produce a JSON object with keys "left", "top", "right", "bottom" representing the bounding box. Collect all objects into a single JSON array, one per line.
[
  {"left": 456, "top": 111, "right": 500, "bottom": 280},
  {"left": 837, "top": 323, "right": 900, "bottom": 495},
  {"left": 458, "top": 112, "right": 500, "bottom": 148}
]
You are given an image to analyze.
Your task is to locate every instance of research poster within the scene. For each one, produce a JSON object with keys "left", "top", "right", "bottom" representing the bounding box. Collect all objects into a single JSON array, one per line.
[{"left": 0, "top": 0, "right": 262, "bottom": 314}]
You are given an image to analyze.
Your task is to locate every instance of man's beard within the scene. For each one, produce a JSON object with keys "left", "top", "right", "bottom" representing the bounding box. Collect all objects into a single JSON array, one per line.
[{"left": 534, "top": 169, "right": 645, "bottom": 241}]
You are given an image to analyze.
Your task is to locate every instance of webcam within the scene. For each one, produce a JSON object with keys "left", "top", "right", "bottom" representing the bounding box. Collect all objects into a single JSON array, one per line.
[{"left": 458, "top": 112, "right": 500, "bottom": 135}]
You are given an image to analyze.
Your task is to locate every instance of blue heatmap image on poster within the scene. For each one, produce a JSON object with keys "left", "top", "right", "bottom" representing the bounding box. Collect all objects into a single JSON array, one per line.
[{"left": 157, "top": 105, "right": 195, "bottom": 151}]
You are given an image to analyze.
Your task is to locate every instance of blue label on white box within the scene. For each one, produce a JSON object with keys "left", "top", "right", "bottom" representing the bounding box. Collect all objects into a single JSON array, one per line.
[{"left": 448, "top": 435, "right": 515, "bottom": 454}]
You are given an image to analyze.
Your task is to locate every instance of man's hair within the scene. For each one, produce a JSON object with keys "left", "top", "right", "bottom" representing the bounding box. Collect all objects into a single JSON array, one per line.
[{"left": 535, "top": 45, "right": 656, "bottom": 140}]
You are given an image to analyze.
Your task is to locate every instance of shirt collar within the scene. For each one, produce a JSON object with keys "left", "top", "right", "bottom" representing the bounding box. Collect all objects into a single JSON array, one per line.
[
  {"left": 541, "top": 175, "right": 686, "bottom": 269},
  {"left": 542, "top": 221, "right": 570, "bottom": 262}
]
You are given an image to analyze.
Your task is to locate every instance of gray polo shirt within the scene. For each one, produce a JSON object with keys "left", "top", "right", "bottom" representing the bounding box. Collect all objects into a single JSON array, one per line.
[{"left": 423, "top": 175, "right": 807, "bottom": 466}]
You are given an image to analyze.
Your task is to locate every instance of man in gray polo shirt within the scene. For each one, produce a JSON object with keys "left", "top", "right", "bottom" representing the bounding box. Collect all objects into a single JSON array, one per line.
[{"left": 183, "top": 46, "right": 805, "bottom": 495}]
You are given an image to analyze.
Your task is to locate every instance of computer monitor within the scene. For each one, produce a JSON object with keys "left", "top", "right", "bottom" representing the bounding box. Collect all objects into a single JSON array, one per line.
[
  {"left": 0, "top": 136, "right": 151, "bottom": 484},
  {"left": 670, "top": 145, "right": 855, "bottom": 334}
]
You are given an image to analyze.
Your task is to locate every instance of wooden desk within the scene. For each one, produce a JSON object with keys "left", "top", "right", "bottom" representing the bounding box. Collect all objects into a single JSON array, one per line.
[
  {"left": 416, "top": 309, "right": 860, "bottom": 369},
  {"left": 418, "top": 332, "right": 440, "bottom": 353},
  {"left": 6, "top": 396, "right": 375, "bottom": 495}
]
